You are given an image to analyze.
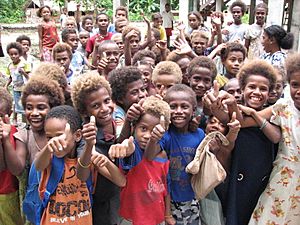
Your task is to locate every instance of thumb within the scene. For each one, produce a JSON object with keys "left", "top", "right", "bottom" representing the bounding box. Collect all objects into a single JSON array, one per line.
[
  {"left": 138, "top": 98, "right": 145, "bottom": 107},
  {"left": 230, "top": 111, "right": 237, "bottom": 123},
  {"left": 213, "top": 80, "right": 219, "bottom": 97},
  {"left": 128, "top": 136, "right": 135, "bottom": 150},
  {"left": 90, "top": 115, "right": 96, "bottom": 124},
  {"left": 102, "top": 51, "right": 107, "bottom": 59},
  {"left": 160, "top": 115, "right": 165, "bottom": 130},
  {"left": 62, "top": 123, "right": 71, "bottom": 139},
  {"left": 195, "top": 115, "right": 201, "bottom": 123}
]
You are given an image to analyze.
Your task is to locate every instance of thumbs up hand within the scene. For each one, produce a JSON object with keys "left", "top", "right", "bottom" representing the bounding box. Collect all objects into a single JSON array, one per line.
[
  {"left": 47, "top": 122, "right": 71, "bottom": 155},
  {"left": 82, "top": 116, "right": 97, "bottom": 148},
  {"left": 108, "top": 136, "right": 135, "bottom": 161},
  {"left": 150, "top": 115, "right": 166, "bottom": 142},
  {"left": 227, "top": 111, "right": 241, "bottom": 135},
  {"left": 0, "top": 115, "right": 11, "bottom": 141}
]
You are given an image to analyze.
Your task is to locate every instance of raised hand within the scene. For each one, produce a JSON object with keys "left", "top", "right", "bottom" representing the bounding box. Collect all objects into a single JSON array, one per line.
[
  {"left": 151, "top": 115, "right": 166, "bottom": 142},
  {"left": 0, "top": 115, "right": 11, "bottom": 140},
  {"left": 47, "top": 123, "right": 70, "bottom": 154},
  {"left": 188, "top": 115, "right": 201, "bottom": 132},
  {"left": 176, "top": 21, "right": 186, "bottom": 31},
  {"left": 91, "top": 152, "right": 109, "bottom": 168},
  {"left": 126, "top": 98, "right": 145, "bottom": 122},
  {"left": 82, "top": 116, "right": 97, "bottom": 147},
  {"left": 156, "top": 40, "right": 167, "bottom": 51},
  {"left": 173, "top": 39, "right": 193, "bottom": 55},
  {"left": 203, "top": 80, "right": 221, "bottom": 111},
  {"left": 227, "top": 111, "right": 241, "bottom": 134},
  {"left": 108, "top": 136, "right": 135, "bottom": 161}
]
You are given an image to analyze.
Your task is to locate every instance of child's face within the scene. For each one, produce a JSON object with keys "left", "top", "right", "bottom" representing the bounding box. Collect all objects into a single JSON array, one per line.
[
  {"left": 45, "top": 118, "right": 81, "bottom": 158},
  {"left": 20, "top": 40, "right": 30, "bottom": 54},
  {"left": 191, "top": 37, "right": 208, "bottom": 55},
  {"left": 8, "top": 48, "right": 21, "bottom": 64},
  {"left": 54, "top": 51, "right": 71, "bottom": 75},
  {"left": 66, "top": 33, "right": 79, "bottom": 52},
  {"left": 116, "top": 10, "right": 127, "bottom": 19},
  {"left": 135, "top": 113, "right": 160, "bottom": 149},
  {"left": 25, "top": 94, "right": 51, "bottom": 132},
  {"left": 79, "top": 33, "right": 89, "bottom": 47},
  {"left": 41, "top": 7, "right": 51, "bottom": 21},
  {"left": 289, "top": 71, "right": 300, "bottom": 110},
  {"left": 97, "top": 15, "right": 109, "bottom": 31},
  {"left": 153, "top": 17, "right": 163, "bottom": 28},
  {"left": 188, "top": 14, "right": 200, "bottom": 29},
  {"left": 243, "top": 75, "right": 270, "bottom": 110},
  {"left": 112, "top": 36, "right": 124, "bottom": 51},
  {"left": 0, "top": 102, "right": 11, "bottom": 119},
  {"left": 84, "top": 87, "right": 114, "bottom": 127},
  {"left": 189, "top": 67, "right": 213, "bottom": 99},
  {"left": 99, "top": 44, "right": 120, "bottom": 71},
  {"left": 255, "top": 7, "right": 267, "bottom": 25},
  {"left": 154, "top": 74, "right": 178, "bottom": 98},
  {"left": 138, "top": 64, "right": 152, "bottom": 88},
  {"left": 83, "top": 19, "right": 93, "bottom": 32},
  {"left": 268, "top": 76, "right": 284, "bottom": 105},
  {"left": 223, "top": 51, "right": 244, "bottom": 77},
  {"left": 177, "top": 57, "right": 191, "bottom": 85},
  {"left": 120, "top": 79, "right": 148, "bottom": 111},
  {"left": 167, "top": 91, "right": 194, "bottom": 133},
  {"left": 205, "top": 116, "right": 227, "bottom": 134},
  {"left": 129, "top": 35, "right": 140, "bottom": 54},
  {"left": 231, "top": 6, "right": 243, "bottom": 24},
  {"left": 225, "top": 79, "right": 243, "bottom": 104},
  {"left": 66, "top": 22, "right": 76, "bottom": 30},
  {"left": 116, "top": 20, "right": 128, "bottom": 33}
]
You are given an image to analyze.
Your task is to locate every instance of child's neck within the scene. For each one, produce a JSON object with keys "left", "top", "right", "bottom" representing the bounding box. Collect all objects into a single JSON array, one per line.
[
  {"left": 66, "top": 148, "right": 77, "bottom": 159},
  {"left": 99, "top": 29, "right": 108, "bottom": 36},
  {"left": 225, "top": 72, "right": 236, "bottom": 80}
]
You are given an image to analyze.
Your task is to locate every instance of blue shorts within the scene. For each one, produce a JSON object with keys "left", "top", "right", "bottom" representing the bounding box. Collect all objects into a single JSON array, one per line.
[{"left": 13, "top": 90, "right": 24, "bottom": 114}]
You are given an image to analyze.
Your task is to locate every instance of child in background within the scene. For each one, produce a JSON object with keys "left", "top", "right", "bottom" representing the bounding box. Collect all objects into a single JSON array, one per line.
[
  {"left": 247, "top": 53, "right": 300, "bottom": 225},
  {"left": 37, "top": 5, "right": 59, "bottom": 62},
  {"left": 215, "top": 42, "right": 246, "bottom": 88},
  {"left": 111, "top": 33, "right": 124, "bottom": 53},
  {"left": 162, "top": 3, "right": 174, "bottom": 48},
  {"left": 114, "top": 17, "right": 129, "bottom": 34},
  {"left": 188, "top": 11, "right": 209, "bottom": 34},
  {"left": 145, "top": 84, "right": 205, "bottom": 225},
  {"left": 108, "top": 6, "right": 128, "bottom": 33},
  {"left": 151, "top": 61, "right": 182, "bottom": 98},
  {"left": 92, "top": 40, "right": 120, "bottom": 79},
  {"left": 222, "top": 0, "right": 248, "bottom": 43},
  {"left": 266, "top": 66, "right": 286, "bottom": 107},
  {"left": 134, "top": 60, "right": 156, "bottom": 96},
  {"left": 86, "top": 13, "right": 113, "bottom": 57},
  {"left": 52, "top": 43, "right": 73, "bottom": 84},
  {"left": 223, "top": 78, "right": 243, "bottom": 104},
  {"left": 5, "top": 42, "right": 31, "bottom": 125},
  {"left": 16, "top": 35, "right": 35, "bottom": 70},
  {"left": 0, "top": 87, "right": 23, "bottom": 225},
  {"left": 77, "top": 30, "right": 90, "bottom": 55},
  {"left": 59, "top": 7, "right": 68, "bottom": 30},
  {"left": 108, "top": 96, "right": 174, "bottom": 225},
  {"left": 132, "top": 49, "right": 156, "bottom": 68},
  {"left": 190, "top": 31, "right": 210, "bottom": 56},
  {"left": 64, "top": 17, "right": 77, "bottom": 30},
  {"left": 71, "top": 72, "right": 121, "bottom": 225},
  {"left": 260, "top": 25, "right": 294, "bottom": 67},
  {"left": 34, "top": 105, "right": 93, "bottom": 224},
  {"left": 152, "top": 13, "right": 167, "bottom": 41},
  {"left": 244, "top": 3, "right": 268, "bottom": 59},
  {"left": 109, "top": 67, "right": 148, "bottom": 138},
  {"left": 76, "top": 13, "right": 95, "bottom": 36}
]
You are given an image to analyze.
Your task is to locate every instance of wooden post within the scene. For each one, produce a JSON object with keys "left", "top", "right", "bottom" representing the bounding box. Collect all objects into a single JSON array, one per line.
[{"left": 249, "top": 0, "right": 256, "bottom": 24}]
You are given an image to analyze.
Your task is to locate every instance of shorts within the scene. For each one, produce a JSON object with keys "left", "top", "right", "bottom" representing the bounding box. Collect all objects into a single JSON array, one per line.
[
  {"left": 0, "top": 191, "right": 24, "bottom": 225},
  {"left": 165, "top": 28, "right": 173, "bottom": 37},
  {"left": 171, "top": 199, "right": 200, "bottom": 225},
  {"left": 13, "top": 90, "right": 24, "bottom": 114}
]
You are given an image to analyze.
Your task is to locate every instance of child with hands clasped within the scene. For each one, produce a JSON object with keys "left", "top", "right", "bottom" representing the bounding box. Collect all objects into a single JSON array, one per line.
[
  {"left": 108, "top": 96, "right": 175, "bottom": 225},
  {"left": 34, "top": 105, "right": 93, "bottom": 225}
]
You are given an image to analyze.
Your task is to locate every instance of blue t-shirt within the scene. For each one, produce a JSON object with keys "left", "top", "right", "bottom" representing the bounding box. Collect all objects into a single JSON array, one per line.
[
  {"left": 160, "top": 126, "right": 205, "bottom": 202},
  {"left": 120, "top": 140, "right": 143, "bottom": 171}
]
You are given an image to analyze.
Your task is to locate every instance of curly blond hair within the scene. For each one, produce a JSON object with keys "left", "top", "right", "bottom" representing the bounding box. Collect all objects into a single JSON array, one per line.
[
  {"left": 141, "top": 96, "right": 171, "bottom": 130},
  {"left": 285, "top": 53, "right": 300, "bottom": 82},
  {"left": 0, "top": 87, "right": 13, "bottom": 115},
  {"left": 71, "top": 71, "right": 112, "bottom": 115},
  {"left": 152, "top": 61, "right": 182, "bottom": 84}
]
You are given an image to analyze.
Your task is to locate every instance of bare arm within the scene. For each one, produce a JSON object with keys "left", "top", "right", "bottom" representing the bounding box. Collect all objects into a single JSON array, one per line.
[
  {"left": 37, "top": 24, "right": 43, "bottom": 60},
  {"left": 139, "top": 14, "right": 152, "bottom": 50}
]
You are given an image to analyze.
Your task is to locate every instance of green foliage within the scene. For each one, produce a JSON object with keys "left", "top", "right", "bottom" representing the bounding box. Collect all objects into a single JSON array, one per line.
[
  {"left": 0, "top": 0, "right": 27, "bottom": 23},
  {"left": 129, "top": 0, "right": 160, "bottom": 15}
]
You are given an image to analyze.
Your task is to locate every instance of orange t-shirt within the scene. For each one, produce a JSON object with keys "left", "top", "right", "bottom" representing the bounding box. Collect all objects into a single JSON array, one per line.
[{"left": 39, "top": 158, "right": 92, "bottom": 225}]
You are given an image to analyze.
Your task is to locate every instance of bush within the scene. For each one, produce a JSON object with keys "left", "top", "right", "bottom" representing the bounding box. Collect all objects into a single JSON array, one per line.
[{"left": 0, "top": 0, "right": 26, "bottom": 23}]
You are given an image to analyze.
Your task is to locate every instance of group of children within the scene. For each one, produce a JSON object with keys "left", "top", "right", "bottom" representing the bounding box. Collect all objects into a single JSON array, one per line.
[{"left": 0, "top": 0, "right": 300, "bottom": 225}]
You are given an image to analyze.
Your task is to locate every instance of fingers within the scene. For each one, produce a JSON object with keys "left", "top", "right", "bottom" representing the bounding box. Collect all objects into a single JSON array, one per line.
[
  {"left": 92, "top": 153, "right": 108, "bottom": 168},
  {"left": 160, "top": 115, "right": 165, "bottom": 130},
  {"left": 230, "top": 111, "right": 236, "bottom": 123},
  {"left": 213, "top": 80, "right": 219, "bottom": 98}
]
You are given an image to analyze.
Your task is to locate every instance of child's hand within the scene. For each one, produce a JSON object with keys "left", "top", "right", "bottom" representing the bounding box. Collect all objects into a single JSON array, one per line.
[
  {"left": 188, "top": 115, "right": 201, "bottom": 132},
  {"left": 203, "top": 80, "right": 222, "bottom": 111},
  {"left": 126, "top": 99, "right": 144, "bottom": 122},
  {"left": 238, "top": 104, "right": 256, "bottom": 117},
  {"left": 97, "top": 53, "right": 109, "bottom": 72},
  {"left": 151, "top": 116, "right": 166, "bottom": 142},
  {"left": 176, "top": 21, "right": 186, "bottom": 31},
  {"left": 47, "top": 123, "right": 70, "bottom": 154},
  {"left": 0, "top": 115, "right": 11, "bottom": 140},
  {"left": 173, "top": 39, "right": 193, "bottom": 55},
  {"left": 125, "top": 30, "right": 139, "bottom": 42},
  {"left": 227, "top": 112, "right": 241, "bottom": 135},
  {"left": 82, "top": 116, "right": 97, "bottom": 147},
  {"left": 91, "top": 152, "right": 109, "bottom": 168},
  {"left": 141, "top": 11, "right": 150, "bottom": 25},
  {"left": 165, "top": 215, "right": 176, "bottom": 225},
  {"left": 108, "top": 136, "right": 135, "bottom": 161},
  {"left": 208, "top": 137, "right": 222, "bottom": 155},
  {"left": 156, "top": 40, "right": 167, "bottom": 51},
  {"left": 18, "top": 67, "right": 25, "bottom": 75}
]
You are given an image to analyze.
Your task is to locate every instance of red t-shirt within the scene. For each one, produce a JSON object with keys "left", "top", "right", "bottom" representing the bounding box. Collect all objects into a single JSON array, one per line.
[
  {"left": 0, "top": 126, "right": 19, "bottom": 194},
  {"left": 85, "top": 32, "right": 113, "bottom": 54},
  {"left": 120, "top": 157, "right": 169, "bottom": 225},
  {"left": 41, "top": 21, "right": 59, "bottom": 49}
]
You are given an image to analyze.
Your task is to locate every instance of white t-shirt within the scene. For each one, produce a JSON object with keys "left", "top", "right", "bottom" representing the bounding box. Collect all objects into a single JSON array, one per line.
[
  {"left": 162, "top": 11, "right": 174, "bottom": 28},
  {"left": 223, "top": 23, "right": 248, "bottom": 43}
]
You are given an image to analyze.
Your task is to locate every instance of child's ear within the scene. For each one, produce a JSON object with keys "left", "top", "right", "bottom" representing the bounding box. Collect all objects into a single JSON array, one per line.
[{"left": 74, "top": 129, "right": 82, "bottom": 142}]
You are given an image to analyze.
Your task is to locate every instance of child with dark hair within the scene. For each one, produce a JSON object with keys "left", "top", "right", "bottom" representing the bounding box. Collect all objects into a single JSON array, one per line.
[
  {"left": 132, "top": 49, "right": 156, "bottom": 67},
  {"left": 188, "top": 11, "right": 209, "bottom": 34},
  {"left": 0, "top": 87, "right": 23, "bottom": 225},
  {"left": 261, "top": 25, "right": 294, "bottom": 67},
  {"left": 52, "top": 43, "right": 74, "bottom": 84},
  {"left": 134, "top": 60, "right": 156, "bottom": 96},
  {"left": 75, "top": 4, "right": 96, "bottom": 36},
  {"left": 108, "top": 6, "right": 129, "bottom": 34},
  {"left": 162, "top": 3, "right": 174, "bottom": 48},
  {"left": 62, "top": 28, "right": 90, "bottom": 76},
  {"left": 77, "top": 30, "right": 90, "bottom": 55},
  {"left": 115, "top": 17, "right": 129, "bottom": 34},
  {"left": 86, "top": 13, "right": 113, "bottom": 57},
  {"left": 111, "top": 33, "right": 124, "bottom": 52},
  {"left": 37, "top": 5, "right": 59, "bottom": 62},
  {"left": 223, "top": 0, "right": 248, "bottom": 43},
  {"left": 266, "top": 66, "right": 286, "bottom": 107},
  {"left": 5, "top": 42, "right": 31, "bottom": 125},
  {"left": 152, "top": 13, "right": 167, "bottom": 41},
  {"left": 108, "top": 66, "right": 148, "bottom": 137},
  {"left": 245, "top": 3, "right": 268, "bottom": 59},
  {"left": 16, "top": 35, "right": 35, "bottom": 69},
  {"left": 223, "top": 78, "right": 242, "bottom": 104},
  {"left": 145, "top": 84, "right": 206, "bottom": 224},
  {"left": 71, "top": 72, "right": 123, "bottom": 225},
  {"left": 92, "top": 40, "right": 120, "bottom": 79},
  {"left": 205, "top": 59, "right": 278, "bottom": 225}
]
